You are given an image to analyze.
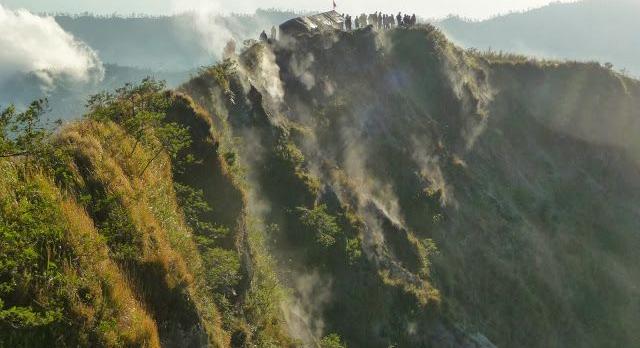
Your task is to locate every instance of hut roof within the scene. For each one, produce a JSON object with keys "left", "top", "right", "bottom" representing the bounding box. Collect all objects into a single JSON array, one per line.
[{"left": 280, "top": 11, "right": 344, "bottom": 36}]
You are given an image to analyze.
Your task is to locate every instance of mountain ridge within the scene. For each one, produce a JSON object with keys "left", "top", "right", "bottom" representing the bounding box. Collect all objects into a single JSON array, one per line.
[
  {"left": 178, "top": 24, "right": 640, "bottom": 346},
  {"left": 1, "top": 23, "right": 639, "bottom": 347}
]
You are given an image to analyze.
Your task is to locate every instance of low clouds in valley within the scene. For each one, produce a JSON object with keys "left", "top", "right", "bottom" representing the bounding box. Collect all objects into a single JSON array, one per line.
[{"left": 0, "top": 4, "right": 103, "bottom": 91}]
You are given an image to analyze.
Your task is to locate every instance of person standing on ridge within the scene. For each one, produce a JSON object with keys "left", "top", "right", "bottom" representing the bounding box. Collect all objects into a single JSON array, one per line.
[
  {"left": 411, "top": 14, "right": 417, "bottom": 26},
  {"left": 259, "top": 30, "right": 268, "bottom": 42},
  {"left": 223, "top": 39, "right": 236, "bottom": 59},
  {"left": 396, "top": 12, "right": 402, "bottom": 27}
]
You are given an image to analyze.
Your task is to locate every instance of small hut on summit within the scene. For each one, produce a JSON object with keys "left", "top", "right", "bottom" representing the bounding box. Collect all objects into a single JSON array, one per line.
[{"left": 279, "top": 11, "right": 344, "bottom": 37}]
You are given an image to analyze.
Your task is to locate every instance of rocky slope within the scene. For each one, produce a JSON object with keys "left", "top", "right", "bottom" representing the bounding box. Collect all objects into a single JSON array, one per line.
[{"left": 180, "top": 24, "right": 640, "bottom": 347}]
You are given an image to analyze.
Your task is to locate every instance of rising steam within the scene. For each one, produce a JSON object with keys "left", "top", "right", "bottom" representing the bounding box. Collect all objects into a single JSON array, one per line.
[{"left": 171, "top": 0, "right": 234, "bottom": 58}]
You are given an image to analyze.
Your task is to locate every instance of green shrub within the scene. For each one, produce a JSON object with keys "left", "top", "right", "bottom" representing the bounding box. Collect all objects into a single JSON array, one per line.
[
  {"left": 202, "top": 247, "right": 241, "bottom": 293},
  {"left": 0, "top": 100, "right": 59, "bottom": 171},
  {"left": 0, "top": 165, "right": 69, "bottom": 342},
  {"left": 174, "top": 182, "right": 229, "bottom": 239},
  {"left": 345, "top": 238, "right": 362, "bottom": 264},
  {"left": 297, "top": 204, "right": 342, "bottom": 248},
  {"left": 91, "top": 194, "right": 141, "bottom": 262},
  {"left": 321, "top": 333, "right": 347, "bottom": 348},
  {"left": 199, "top": 59, "right": 237, "bottom": 99},
  {"left": 85, "top": 78, "right": 193, "bottom": 176}
]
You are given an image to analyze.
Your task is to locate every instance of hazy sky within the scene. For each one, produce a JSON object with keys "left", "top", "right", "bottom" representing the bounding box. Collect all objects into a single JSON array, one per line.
[{"left": 1, "top": 0, "right": 577, "bottom": 19}]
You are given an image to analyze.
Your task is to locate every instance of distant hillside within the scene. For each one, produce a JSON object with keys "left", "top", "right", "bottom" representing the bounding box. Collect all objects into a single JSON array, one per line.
[
  {"left": 1, "top": 10, "right": 301, "bottom": 121},
  {"left": 437, "top": 0, "right": 640, "bottom": 76},
  {"left": 0, "top": 65, "right": 192, "bottom": 120},
  {"left": 55, "top": 10, "right": 301, "bottom": 71}
]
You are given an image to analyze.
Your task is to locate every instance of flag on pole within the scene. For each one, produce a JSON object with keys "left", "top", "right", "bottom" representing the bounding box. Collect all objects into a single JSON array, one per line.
[{"left": 333, "top": 0, "right": 337, "bottom": 10}]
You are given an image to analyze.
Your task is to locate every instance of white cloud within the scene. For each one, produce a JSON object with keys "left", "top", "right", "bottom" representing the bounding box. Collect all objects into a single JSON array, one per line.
[{"left": 0, "top": 4, "right": 103, "bottom": 89}]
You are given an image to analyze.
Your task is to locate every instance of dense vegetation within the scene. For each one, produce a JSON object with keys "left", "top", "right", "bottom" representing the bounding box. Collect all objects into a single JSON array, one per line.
[{"left": 0, "top": 77, "right": 302, "bottom": 347}]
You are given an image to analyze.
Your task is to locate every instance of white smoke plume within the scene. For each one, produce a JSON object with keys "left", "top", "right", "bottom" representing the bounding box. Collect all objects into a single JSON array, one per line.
[
  {"left": 282, "top": 271, "right": 333, "bottom": 346},
  {"left": 410, "top": 136, "right": 456, "bottom": 207},
  {"left": 171, "top": 0, "right": 234, "bottom": 58},
  {"left": 237, "top": 44, "right": 285, "bottom": 112},
  {"left": 252, "top": 47, "right": 285, "bottom": 104},
  {"left": 290, "top": 53, "right": 316, "bottom": 90},
  {"left": 0, "top": 5, "right": 103, "bottom": 90}
]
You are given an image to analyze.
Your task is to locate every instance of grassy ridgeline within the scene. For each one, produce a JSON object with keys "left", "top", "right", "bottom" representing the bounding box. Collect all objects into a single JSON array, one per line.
[{"left": 0, "top": 87, "right": 294, "bottom": 347}]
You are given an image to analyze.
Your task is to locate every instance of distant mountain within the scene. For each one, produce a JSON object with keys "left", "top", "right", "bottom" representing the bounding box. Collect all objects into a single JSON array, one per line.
[
  {"left": 0, "top": 65, "right": 192, "bottom": 120},
  {"left": 55, "top": 9, "right": 302, "bottom": 71},
  {"left": 436, "top": 0, "right": 640, "bottom": 76}
]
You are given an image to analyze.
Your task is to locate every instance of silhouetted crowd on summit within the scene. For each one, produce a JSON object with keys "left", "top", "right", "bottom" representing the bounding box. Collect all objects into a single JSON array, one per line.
[
  {"left": 257, "top": 11, "right": 417, "bottom": 43},
  {"left": 343, "top": 12, "right": 416, "bottom": 31}
]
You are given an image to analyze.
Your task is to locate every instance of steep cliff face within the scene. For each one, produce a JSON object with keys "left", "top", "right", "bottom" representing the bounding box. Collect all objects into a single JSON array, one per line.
[
  {"left": 180, "top": 25, "right": 640, "bottom": 347},
  {"left": 0, "top": 89, "right": 294, "bottom": 347},
  {"left": 0, "top": 119, "right": 224, "bottom": 347}
]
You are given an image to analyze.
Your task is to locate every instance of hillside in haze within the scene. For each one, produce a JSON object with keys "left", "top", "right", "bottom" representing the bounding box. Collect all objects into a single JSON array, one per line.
[
  {"left": 1, "top": 10, "right": 300, "bottom": 120},
  {"left": 2, "top": 22, "right": 639, "bottom": 348},
  {"left": 0, "top": 64, "right": 192, "bottom": 120},
  {"left": 55, "top": 10, "right": 301, "bottom": 70},
  {"left": 437, "top": 0, "right": 640, "bottom": 76}
]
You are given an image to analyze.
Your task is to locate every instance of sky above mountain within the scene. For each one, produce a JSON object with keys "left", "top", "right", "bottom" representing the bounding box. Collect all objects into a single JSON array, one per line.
[{"left": 3, "top": 0, "right": 576, "bottom": 20}]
